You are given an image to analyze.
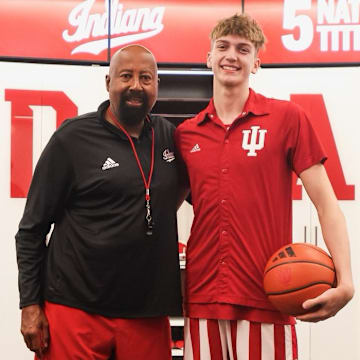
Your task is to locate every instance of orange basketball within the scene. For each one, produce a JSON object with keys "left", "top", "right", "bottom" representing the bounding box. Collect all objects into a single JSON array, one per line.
[{"left": 263, "top": 243, "right": 336, "bottom": 316}]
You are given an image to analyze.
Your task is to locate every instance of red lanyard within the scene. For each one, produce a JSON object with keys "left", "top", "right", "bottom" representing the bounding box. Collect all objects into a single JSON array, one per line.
[{"left": 107, "top": 107, "right": 155, "bottom": 235}]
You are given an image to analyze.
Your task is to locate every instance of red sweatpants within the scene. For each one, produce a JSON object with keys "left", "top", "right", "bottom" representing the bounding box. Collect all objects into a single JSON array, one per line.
[{"left": 36, "top": 301, "right": 172, "bottom": 360}]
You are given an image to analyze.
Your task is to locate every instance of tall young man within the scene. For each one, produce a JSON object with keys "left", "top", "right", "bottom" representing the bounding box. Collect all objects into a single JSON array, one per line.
[
  {"left": 16, "top": 45, "right": 182, "bottom": 360},
  {"left": 175, "top": 14, "right": 354, "bottom": 360}
]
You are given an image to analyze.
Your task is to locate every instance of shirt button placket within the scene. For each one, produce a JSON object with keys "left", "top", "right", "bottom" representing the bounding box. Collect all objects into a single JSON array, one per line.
[{"left": 218, "top": 131, "right": 230, "bottom": 298}]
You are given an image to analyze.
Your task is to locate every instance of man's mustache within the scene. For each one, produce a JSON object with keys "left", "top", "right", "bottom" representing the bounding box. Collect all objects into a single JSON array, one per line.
[{"left": 123, "top": 90, "right": 147, "bottom": 102}]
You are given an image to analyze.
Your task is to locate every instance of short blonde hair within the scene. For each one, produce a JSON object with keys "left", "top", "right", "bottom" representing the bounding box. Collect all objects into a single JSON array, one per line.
[{"left": 210, "top": 13, "right": 266, "bottom": 52}]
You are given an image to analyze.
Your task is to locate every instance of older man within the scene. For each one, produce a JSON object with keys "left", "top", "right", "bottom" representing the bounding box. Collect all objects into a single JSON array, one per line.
[{"left": 16, "top": 45, "right": 182, "bottom": 360}]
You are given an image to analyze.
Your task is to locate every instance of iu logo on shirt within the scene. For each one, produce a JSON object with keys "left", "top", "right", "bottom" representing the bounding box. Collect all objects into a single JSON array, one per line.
[{"left": 242, "top": 125, "right": 267, "bottom": 156}]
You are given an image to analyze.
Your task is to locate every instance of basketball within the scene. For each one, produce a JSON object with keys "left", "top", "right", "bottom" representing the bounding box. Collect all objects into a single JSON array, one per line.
[{"left": 263, "top": 243, "right": 336, "bottom": 316}]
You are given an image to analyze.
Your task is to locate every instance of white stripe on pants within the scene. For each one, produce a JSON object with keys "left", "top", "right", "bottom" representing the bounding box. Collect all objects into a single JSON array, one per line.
[{"left": 184, "top": 317, "right": 297, "bottom": 360}]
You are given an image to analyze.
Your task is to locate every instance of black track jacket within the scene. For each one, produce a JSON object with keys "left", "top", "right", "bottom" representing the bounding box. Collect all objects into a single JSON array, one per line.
[{"left": 15, "top": 100, "right": 182, "bottom": 318}]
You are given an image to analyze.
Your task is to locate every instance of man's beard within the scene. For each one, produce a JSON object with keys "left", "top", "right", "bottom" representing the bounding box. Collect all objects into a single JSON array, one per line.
[{"left": 117, "top": 90, "right": 149, "bottom": 127}]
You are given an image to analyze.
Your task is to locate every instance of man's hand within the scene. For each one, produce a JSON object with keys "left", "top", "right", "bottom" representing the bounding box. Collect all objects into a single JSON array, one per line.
[
  {"left": 296, "top": 284, "right": 354, "bottom": 322},
  {"left": 21, "top": 304, "right": 49, "bottom": 358}
]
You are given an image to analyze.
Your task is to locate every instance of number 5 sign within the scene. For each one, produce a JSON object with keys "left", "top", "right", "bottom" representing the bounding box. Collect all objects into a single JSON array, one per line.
[
  {"left": 282, "top": 0, "right": 314, "bottom": 51},
  {"left": 245, "top": 0, "right": 360, "bottom": 64}
]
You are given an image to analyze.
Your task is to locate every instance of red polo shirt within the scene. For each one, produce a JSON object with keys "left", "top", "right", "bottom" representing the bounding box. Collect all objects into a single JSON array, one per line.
[{"left": 175, "top": 89, "right": 326, "bottom": 324}]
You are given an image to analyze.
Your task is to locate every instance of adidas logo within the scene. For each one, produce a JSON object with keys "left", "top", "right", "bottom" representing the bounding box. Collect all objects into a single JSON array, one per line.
[
  {"left": 102, "top": 157, "right": 119, "bottom": 170},
  {"left": 190, "top": 144, "right": 201, "bottom": 153}
]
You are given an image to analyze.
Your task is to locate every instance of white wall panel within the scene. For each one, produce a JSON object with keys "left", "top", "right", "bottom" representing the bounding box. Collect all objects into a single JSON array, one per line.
[{"left": 0, "top": 61, "right": 359, "bottom": 359}]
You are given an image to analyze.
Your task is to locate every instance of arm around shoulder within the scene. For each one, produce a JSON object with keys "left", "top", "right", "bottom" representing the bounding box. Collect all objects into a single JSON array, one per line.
[{"left": 174, "top": 125, "right": 190, "bottom": 210}]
